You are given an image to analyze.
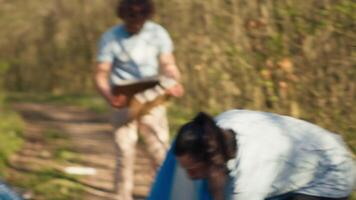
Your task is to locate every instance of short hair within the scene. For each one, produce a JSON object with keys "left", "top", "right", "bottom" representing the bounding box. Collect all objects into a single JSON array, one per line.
[{"left": 117, "top": 0, "right": 155, "bottom": 20}]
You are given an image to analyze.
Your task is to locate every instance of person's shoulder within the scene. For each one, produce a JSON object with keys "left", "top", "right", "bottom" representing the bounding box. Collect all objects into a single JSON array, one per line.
[
  {"left": 216, "top": 109, "right": 322, "bottom": 130},
  {"left": 144, "top": 21, "right": 164, "bottom": 29},
  {"left": 144, "top": 21, "right": 169, "bottom": 34},
  {"left": 214, "top": 110, "right": 247, "bottom": 126},
  {"left": 216, "top": 109, "right": 260, "bottom": 120},
  {"left": 101, "top": 24, "right": 125, "bottom": 39},
  {"left": 215, "top": 109, "right": 284, "bottom": 126}
]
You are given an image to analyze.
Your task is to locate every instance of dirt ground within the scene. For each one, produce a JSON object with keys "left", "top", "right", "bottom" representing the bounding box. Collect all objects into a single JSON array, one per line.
[{"left": 9, "top": 103, "right": 157, "bottom": 200}]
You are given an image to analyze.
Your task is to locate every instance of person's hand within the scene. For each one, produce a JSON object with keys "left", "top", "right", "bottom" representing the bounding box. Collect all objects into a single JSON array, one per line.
[
  {"left": 109, "top": 94, "right": 128, "bottom": 108},
  {"left": 165, "top": 83, "right": 184, "bottom": 97}
]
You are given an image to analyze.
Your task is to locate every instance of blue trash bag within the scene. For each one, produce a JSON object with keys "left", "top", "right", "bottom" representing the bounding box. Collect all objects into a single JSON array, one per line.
[
  {"left": 0, "top": 181, "right": 23, "bottom": 200},
  {"left": 147, "top": 143, "right": 212, "bottom": 200}
]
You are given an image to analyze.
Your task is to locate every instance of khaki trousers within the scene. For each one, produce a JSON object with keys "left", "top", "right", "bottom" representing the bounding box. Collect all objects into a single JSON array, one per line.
[{"left": 111, "top": 105, "right": 169, "bottom": 200}]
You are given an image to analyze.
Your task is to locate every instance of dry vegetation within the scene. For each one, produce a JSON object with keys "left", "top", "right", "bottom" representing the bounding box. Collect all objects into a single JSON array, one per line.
[{"left": 0, "top": 0, "right": 355, "bottom": 151}]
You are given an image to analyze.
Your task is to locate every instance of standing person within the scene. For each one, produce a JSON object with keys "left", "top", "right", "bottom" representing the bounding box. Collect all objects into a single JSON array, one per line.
[
  {"left": 94, "top": 0, "right": 183, "bottom": 199},
  {"left": 149, "top": 110, "right": 355, "bottom": 200}
]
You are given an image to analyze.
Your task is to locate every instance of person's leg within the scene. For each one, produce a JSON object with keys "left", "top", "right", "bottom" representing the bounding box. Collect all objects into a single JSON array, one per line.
[
  {"left": 112, "top": 108, "right": 138, "bottom": 200},
  {"left": 138, "top": 105, "right": 169, "bottom": 166}
]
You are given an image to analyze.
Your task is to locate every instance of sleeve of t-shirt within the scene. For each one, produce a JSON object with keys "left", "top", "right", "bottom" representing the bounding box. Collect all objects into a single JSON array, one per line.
[
  {"left": 96, "top": 31, "right": 115, "bottom": 63},
  {"left": 156, "top": 26, "right": 174, "bottom": 54}
]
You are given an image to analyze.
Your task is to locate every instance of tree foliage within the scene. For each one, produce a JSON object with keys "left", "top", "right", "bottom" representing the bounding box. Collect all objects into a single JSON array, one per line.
[{"left": 0, "top": 0, "right": 355, "bottom": 150}]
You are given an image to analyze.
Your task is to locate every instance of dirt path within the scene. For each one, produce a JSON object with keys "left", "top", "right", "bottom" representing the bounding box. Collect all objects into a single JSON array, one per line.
[{"left": 9, "top": 103, "right": 157, "bottom": 200}]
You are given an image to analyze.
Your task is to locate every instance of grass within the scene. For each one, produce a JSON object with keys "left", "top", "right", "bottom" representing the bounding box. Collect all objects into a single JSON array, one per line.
[
  {"left": 7, "top": 92, "right": 192, "bottom": 139},
  {"left": 7, "top": 92, "right": 109, "bottom": 113},
  {"left": 0, "top": 108, "right": 24, "bottom": 175},
  {"left": 0, "top": 97, "right": 85, "bottom": 199},
  {"left": 53, "top": 148, "right": 81, "bottom": 163},
  {"left": 43, "top": 128, "right": 82, "bottom": 163},
  {"left": 44, "top": 129, "right": 69, "bottom": 140},
  {"left": 4, "top": 126, "right": 85, "bottom": 200},
  {"left": 6, "top": 169, "right": 84, "bottom": 200}
]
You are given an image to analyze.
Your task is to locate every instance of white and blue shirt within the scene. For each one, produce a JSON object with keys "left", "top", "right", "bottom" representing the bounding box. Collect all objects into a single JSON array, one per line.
[
  {"left": 148, "top": 110, "right": 355, "bottom": 200},
  {"left": 96, "top": 21, "right": 173, "bottom": 86},
  {"left": 216, "top": 110, "right": 356, "bottom": 200}
]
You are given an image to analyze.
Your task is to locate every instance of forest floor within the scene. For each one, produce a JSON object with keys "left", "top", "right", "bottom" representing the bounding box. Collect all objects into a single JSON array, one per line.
[{"left": 7, "top": 103, "right": 157, "bottom": 200}]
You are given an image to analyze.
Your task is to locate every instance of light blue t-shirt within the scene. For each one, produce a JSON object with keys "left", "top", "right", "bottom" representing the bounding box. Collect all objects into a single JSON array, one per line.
[
  {"left": 97, "top": 21, "right": 173, "bottom": 86},
  {"left": 215, "top": 110, "right": 355, "bottom": 200}
]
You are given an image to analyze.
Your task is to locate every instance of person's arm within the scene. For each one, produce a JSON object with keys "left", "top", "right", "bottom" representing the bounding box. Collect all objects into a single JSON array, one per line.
[
  {"left": 94, "top": 62, "right": 127, "bottom": 108},
  {"left": 159, "top": 53, "right": 184, "bottom": 97},
  {"left": 160, "top": 52, "right": 181, "bottom": 80},
  {"left": 95, "top": 30, "right": 128, "bottom": 108}
]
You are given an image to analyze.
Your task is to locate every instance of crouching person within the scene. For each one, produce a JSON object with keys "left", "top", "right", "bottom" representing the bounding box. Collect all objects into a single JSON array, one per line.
[{"left": 148, "top": 110, "right": 355, "bottom": 200}]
